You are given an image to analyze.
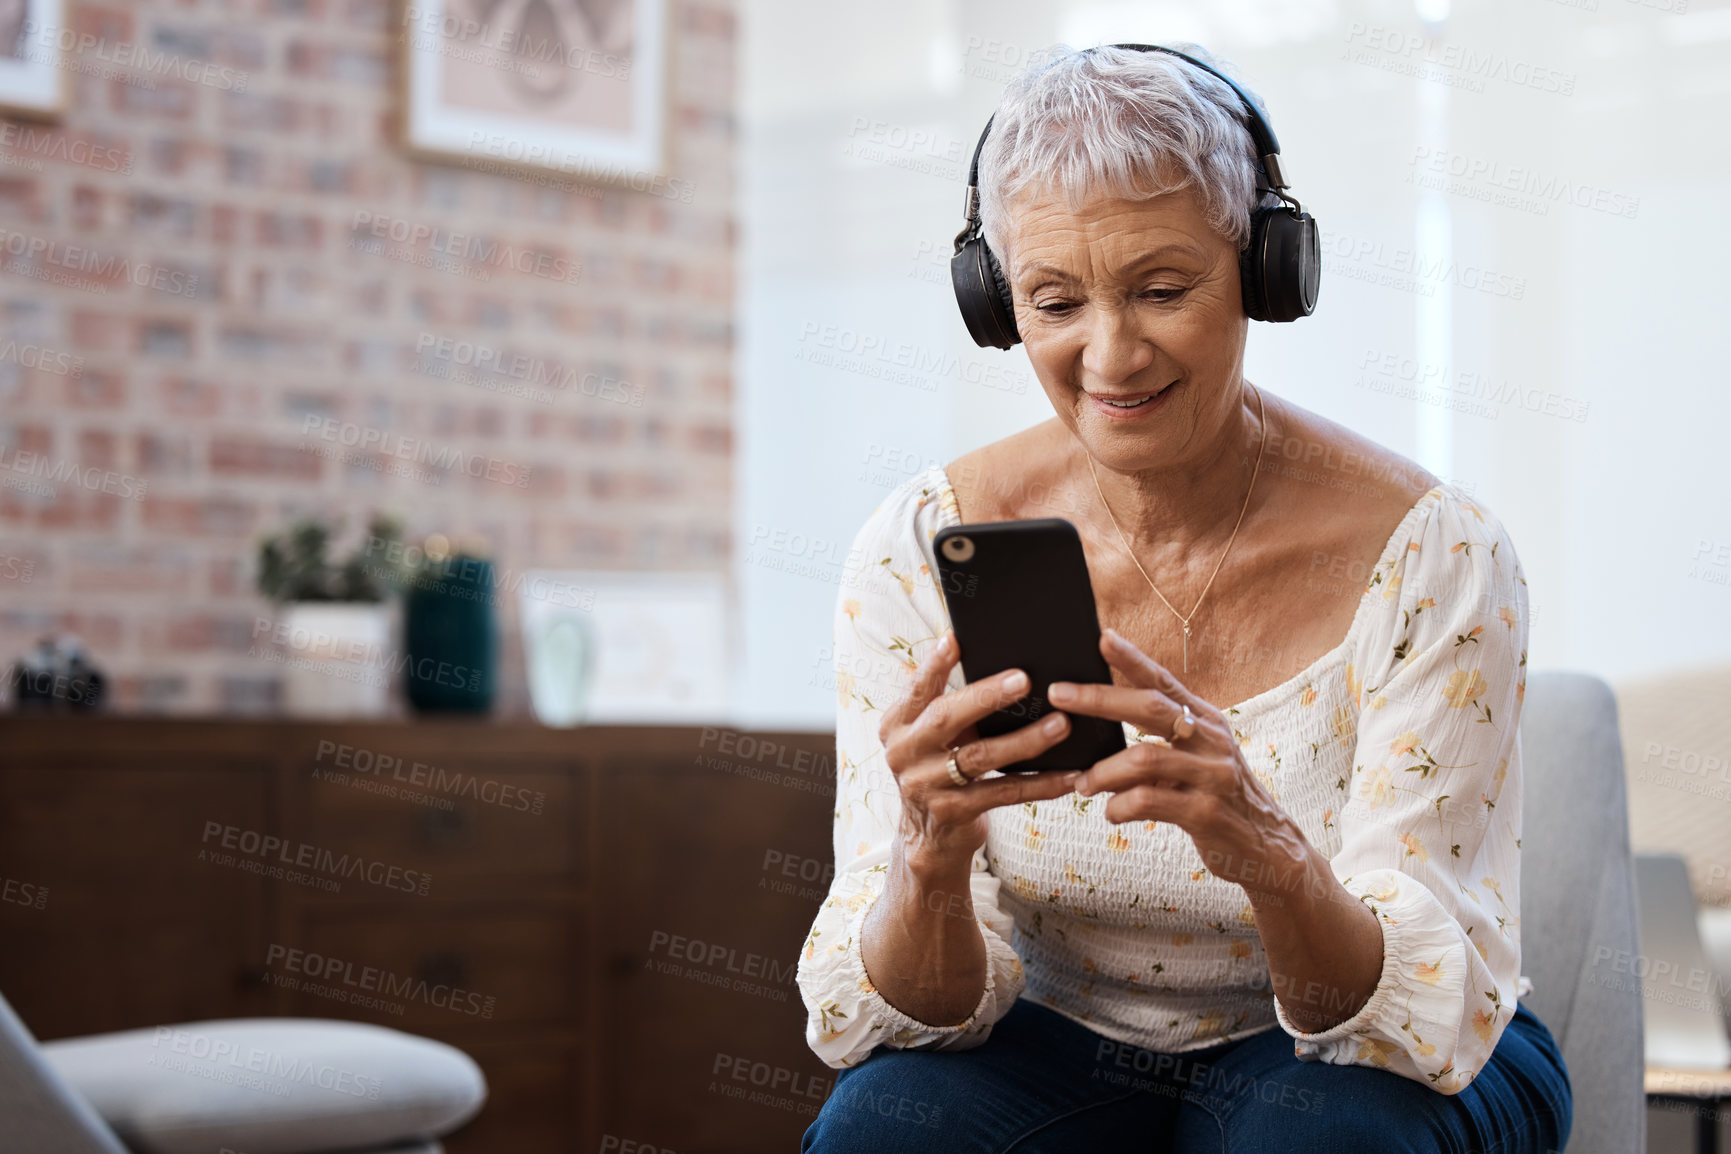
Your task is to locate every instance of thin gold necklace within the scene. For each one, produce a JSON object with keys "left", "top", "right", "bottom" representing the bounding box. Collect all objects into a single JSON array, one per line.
[{"left": 1085, "top": 382, "right": 1268, "bottom": 674}]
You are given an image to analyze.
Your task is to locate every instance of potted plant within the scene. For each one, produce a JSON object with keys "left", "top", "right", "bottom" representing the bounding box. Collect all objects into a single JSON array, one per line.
[{"left": 255, "top": 514, "right": 412, "bottom": 717}]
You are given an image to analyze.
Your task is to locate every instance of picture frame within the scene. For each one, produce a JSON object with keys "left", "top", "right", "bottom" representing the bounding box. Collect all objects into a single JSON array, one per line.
[
  {"left": 517, "top": 570, "right": 729, "bottom": 725},
  {"left": 397, "top": 0, "right": 667, "bottom": 187},
  {"left": 0, "top": 0, "right": 66, "bottom": 120}
]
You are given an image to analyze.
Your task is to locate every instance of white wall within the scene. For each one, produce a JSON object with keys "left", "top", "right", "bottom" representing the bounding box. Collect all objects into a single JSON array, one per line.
[{"left": 732, "top": 0, "right": 1731, "bottom": 730}]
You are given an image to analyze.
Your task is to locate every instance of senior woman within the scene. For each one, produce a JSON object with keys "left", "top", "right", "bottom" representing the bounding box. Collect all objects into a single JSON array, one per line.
[{"left": 795, "top": 44, "right": 1572, "bottom": 1153}]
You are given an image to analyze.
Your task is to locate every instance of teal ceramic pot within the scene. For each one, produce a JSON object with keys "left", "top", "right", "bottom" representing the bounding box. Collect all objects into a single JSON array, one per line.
[{"left": 403, "top": 557, "right": 497, "bottom": 713}]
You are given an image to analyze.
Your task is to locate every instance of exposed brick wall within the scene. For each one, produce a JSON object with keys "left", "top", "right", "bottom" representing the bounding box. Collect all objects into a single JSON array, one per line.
[{"left": 0, "top": 0, "right": 736, "bottom": 714}]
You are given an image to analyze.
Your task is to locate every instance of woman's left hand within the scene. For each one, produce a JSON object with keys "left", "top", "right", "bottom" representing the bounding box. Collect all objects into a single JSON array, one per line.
[{"left": 1051, "top": 627, "right": 1316, "bottom": 903}]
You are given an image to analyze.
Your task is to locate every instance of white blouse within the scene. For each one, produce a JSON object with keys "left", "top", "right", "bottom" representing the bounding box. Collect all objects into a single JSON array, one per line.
[{"left": 796, "top": 464, "right": 1532, "bottom": 1095}]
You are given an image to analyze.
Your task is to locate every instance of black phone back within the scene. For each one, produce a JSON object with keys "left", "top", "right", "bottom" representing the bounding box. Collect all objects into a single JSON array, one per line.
[{"left": 933, "top": 518, "right": 1127, "bottom": 772}]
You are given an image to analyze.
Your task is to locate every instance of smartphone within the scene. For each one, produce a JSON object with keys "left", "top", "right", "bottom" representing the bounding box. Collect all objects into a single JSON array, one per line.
[{"left": 932, "top": 518, "right": 1128, "bottom": 773}]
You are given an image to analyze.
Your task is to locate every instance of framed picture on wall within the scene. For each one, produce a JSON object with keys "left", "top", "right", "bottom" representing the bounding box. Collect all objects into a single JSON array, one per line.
[
  {"left": 398, "top": 0, "right": 666, "bottom": 186},
  {"left": 0, "top": 0, "right": 64, "bottom": 119}
]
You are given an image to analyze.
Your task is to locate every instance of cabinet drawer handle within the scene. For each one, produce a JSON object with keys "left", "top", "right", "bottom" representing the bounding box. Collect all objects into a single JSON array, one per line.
[
  {"left": 417, "top": 951, "right": 469, "bottom": 988},
  {"left": 421, "top": 807, "right": 467, "bottom": 844}
]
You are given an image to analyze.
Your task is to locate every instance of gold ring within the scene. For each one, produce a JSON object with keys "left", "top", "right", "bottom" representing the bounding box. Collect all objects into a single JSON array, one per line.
[
  {"left": 1171, "top": 704, "right": 1196, "bottom": 742},
  {"left": 945, "top": 748, "right": 968, "bottom": 787}
]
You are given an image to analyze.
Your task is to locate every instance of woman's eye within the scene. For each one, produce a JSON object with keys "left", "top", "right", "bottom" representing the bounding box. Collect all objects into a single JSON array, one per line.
[
  {"left": 1034, "top": 300, "right": 1077, "bottom": 315},
  {"left": 1141, "top": 287, "right": 1187, "bottom": 302}
]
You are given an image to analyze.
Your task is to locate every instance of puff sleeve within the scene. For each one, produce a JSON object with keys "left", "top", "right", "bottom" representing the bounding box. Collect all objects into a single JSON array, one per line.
[
  {"left": 796, "top": 472, "right": 1027, "bottom": 1068},
  {"left": 1274, "top": 486, "right": 1529, "bottom": 1095}
]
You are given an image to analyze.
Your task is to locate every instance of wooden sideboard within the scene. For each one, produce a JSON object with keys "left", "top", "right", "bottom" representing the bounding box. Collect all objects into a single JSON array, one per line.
[{"left": 0, "top": 716, "right": 841, "bottom": 1153}]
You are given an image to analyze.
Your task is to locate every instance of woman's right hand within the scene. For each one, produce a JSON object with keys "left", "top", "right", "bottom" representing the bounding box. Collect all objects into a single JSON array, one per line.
[{"left": 877, "top": 629, "right": 1084, "bottom": 874}]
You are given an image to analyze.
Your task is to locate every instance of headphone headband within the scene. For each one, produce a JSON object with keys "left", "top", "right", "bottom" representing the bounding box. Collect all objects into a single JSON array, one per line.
[{"left": 961, "top": 44, "right": 1289, "bottom": 207}]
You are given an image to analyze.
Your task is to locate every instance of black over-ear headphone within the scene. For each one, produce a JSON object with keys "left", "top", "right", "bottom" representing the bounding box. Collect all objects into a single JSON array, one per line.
[{"left": 950, "top": 43, "right": 1320, "bottom": 349}]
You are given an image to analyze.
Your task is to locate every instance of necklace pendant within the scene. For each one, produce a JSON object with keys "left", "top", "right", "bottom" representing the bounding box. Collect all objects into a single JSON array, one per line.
[{"left": 1182, "top": 624, "right": 1191, "bottom": 674}]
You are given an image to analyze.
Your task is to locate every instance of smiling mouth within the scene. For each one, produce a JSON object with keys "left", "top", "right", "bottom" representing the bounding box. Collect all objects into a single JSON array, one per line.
[{"left": 1089, "top": 381, "right": 1176, "bottom": 410}]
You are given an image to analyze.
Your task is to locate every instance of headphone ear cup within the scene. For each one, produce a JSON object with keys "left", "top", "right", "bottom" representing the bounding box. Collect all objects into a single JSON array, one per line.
[
  {"left": 1239, "top": 215, "right": 1269, "bottom": 323},
  {"left": 950, "top": 236, "right": 1022, "bottom": 349},
  {"left": 1242, "top": 205, "right": 1320, "bottom": 323},
  {"left": 983, "top": 243, "right": 1019, "bottom": 343}
]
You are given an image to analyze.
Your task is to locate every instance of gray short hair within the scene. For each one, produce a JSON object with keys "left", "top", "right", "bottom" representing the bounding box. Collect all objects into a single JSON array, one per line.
[{"left": 977, "top": 44, "right": 1277, "bottom": 265}]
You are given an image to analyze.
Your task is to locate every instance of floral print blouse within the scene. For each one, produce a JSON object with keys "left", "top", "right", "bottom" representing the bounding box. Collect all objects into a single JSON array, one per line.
[{"left": 796, "top": 465, "right": 1532, "bottom": 1095}]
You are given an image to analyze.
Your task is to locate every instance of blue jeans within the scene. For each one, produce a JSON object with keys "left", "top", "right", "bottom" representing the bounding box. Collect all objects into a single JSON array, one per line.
[{"left": 801, "top": 999, "right": 1571, "bottom": 1153}]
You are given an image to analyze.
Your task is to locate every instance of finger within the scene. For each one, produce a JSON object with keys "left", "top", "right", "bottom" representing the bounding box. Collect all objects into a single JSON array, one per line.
[
  {"left": 949, "top": 711, "right": 1072, "bottom": 781},
  {"left": 886, "top": 630, "right": 960, "bottom": 730},
  {"left": 1073, "top": 740, "right": 1215, "bottom": 797},
  {"left": 1102, "top": 782, "right": 1208, "bottom": 827},
  {"left": 1044, "top": 679, "right": 1179, "bottom": 735},
  {"left": 920, "top": 666, "right": 1032, "bottom": 750},
  {"left": 1099, "top": 628, "right": 1208, "bottom": 713},
  {"left": 952, "top": 767, "right": 1083, "bottom": 812}
]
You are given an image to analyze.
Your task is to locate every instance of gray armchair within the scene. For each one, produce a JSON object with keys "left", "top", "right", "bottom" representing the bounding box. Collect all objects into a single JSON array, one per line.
[
  {"left": 0, "top": 990, "right": 483, "bottom": 1154},
  {"left": 1522, "top": 671, "right": 1647, "bottom": 1154}
]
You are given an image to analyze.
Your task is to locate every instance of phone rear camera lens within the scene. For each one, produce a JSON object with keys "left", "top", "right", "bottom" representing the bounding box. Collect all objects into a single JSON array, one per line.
[{"left": 941, "top": 535, "right": 974, "bottom": 562}]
